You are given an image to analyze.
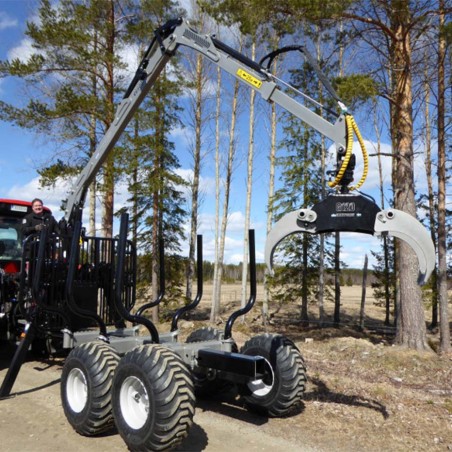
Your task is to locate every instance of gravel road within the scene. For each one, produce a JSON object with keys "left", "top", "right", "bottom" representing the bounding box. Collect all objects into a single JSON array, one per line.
[{"left": 0, "top": 355, "right": 315, "bottom": 452}]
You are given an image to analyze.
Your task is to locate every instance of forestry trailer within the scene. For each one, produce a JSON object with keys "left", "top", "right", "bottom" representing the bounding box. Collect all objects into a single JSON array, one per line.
[{"left": 0, "top": 18, "right": 435, "bottom": 451}]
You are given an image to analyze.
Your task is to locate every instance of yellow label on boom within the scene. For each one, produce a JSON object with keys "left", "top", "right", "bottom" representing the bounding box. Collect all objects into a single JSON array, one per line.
[{"left": 237, "top": 69, "right": 262, "bottom": 89}]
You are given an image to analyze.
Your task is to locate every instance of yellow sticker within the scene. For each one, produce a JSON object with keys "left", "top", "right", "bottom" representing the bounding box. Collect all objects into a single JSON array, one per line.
[{"left": 237, "top": 69, "right": 262, "bottom": 89}]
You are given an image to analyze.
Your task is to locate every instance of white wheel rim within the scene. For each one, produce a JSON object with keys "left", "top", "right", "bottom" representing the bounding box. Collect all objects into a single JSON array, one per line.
[
  {"left": 247, "top": 357, "right": 274, "bottom": 397},
  {"left": 120, "top": 376, "right": 149, "bottom": 430},
  {"left": 66, "top": 368, "right": 88, "bottom": 413}
]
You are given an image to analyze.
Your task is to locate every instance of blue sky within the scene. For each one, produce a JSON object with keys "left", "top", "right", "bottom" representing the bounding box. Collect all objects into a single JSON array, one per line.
[{"left": 0, "top": 0, "right": 435, "bottom": 270}]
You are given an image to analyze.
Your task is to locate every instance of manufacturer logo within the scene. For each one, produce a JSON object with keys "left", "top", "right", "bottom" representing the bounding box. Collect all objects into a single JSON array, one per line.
[{"left": 336, "top": 202, "right": 355, "bottom": 212}]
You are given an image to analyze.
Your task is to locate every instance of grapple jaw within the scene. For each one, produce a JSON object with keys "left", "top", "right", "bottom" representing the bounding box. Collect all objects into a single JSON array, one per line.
[{"left": 265, "top": 194, "right": 436, "bottom": 286}]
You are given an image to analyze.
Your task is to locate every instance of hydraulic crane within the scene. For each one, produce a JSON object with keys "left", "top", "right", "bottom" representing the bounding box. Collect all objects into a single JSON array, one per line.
[{"left": 63, "top": 17, "right": 434, "bottom": 284}]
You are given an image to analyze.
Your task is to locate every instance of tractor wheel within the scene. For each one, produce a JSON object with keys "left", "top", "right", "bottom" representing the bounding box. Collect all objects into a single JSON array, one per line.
[
  {"left": 61, "top": 341, "right": 120, "bottom": 435},
  {"left": 112, "top": 344, "right": 195, "bottom": 451},
  {"left": 240, "top": 333, "right": 307, "bottom": 417},
  {"left": 186, "top": 327, "right": 237, "bottom": 397}
]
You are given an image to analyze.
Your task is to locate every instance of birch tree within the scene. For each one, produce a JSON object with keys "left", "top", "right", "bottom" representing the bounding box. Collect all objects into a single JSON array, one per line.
[
  {"left": 211, "top": 35, "right": 242, "bottom": 322},
  {"left": 211, "top": 62, "right": 223, "bottom": 321},
  {"left": 182, "top": 16, "right": 210, "bottom": 302},
  {"left": 240, "top": 39, "right": 256, "bottom": 311}
]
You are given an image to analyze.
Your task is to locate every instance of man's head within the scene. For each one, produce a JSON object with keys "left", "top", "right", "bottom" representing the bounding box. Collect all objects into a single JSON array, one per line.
[{"left": 31, "top": 198, "right": 44, "bottom": 215}]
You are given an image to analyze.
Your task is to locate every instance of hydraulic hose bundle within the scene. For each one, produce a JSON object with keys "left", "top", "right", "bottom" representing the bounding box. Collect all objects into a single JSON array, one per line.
[{"left": 328, "top": 114, "right": 369, "bottom": 191}]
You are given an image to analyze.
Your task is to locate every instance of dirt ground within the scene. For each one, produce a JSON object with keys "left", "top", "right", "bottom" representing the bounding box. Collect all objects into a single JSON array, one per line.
[{"left": 0, "top": 285, "right": 451, "bottom": 451}]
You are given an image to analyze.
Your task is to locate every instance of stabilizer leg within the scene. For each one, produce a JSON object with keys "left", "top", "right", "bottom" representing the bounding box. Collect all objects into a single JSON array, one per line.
[{"left": 0, "top": 321, "right": 36, "bottom": 398}]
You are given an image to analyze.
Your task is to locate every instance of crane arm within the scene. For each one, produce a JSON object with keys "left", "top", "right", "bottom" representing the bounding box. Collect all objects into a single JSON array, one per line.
[{"left": 65, "top": 17, "right": 346, "bottom": 224}]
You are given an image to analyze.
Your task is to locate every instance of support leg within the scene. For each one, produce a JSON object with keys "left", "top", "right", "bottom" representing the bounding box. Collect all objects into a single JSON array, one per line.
[{"left": 0, "top": 321, "right": 36, "bottom": 398}]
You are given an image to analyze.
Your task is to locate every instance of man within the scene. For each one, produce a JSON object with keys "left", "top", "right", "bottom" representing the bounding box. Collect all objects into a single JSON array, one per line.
[
  {"left": 22, "top": 198, "right": 58, "bottom": 237},
  {"left": 21, "top": 198, "right": 59, "bottom": 273}
]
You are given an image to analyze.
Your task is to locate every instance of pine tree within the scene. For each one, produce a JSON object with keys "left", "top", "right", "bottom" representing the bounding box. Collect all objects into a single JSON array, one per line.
[
  {"left": 270, "top": 118, "right": 326, "bottom": 322},
  {"left": 120, "top": 0, "right": 188, "bottom": 319},
  {"left": 0, "top": 0, "right": 129, "bottom": 235}
]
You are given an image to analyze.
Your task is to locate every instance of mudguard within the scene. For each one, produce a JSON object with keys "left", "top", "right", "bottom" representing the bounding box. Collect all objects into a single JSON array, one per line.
[{"left": 265, "top": 194, "right": 435, "bottom": 286}]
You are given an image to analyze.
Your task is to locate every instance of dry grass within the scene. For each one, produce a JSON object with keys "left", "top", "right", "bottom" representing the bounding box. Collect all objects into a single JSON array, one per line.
[{"left": 156, "top": 283, "right": 452, "bottom": 451}]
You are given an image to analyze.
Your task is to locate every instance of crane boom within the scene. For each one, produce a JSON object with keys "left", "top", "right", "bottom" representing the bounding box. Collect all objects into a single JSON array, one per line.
[{"left": 65, "top": 17, "right": 346, "bottom": 224}]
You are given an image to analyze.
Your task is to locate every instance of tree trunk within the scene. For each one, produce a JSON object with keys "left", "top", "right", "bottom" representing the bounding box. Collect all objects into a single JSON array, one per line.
[
  {"left": 333, "top": 232, "right": 341, "bottom": 326},
  {"left": 88, "top": 61, "right": 98, "bottom": 237},
  {"left": 423, "top": 65, "right": 438, "bottom": 330},
  {"left": 263, "top": 43, "right": 280, "bottom": 328},
  {"left": 359, "top": 254, "right": 368, "bottom": 330},
  {"left": 88, "top": 182, "right": 96, "bottom": 237},
  {"left": 300, "top": 236, "right": 309, "bottom": 322},
  {"left": 374, "top": 101, "right": 392, "bottom": 326},
  {"left": 101, "top": 0, "right": 116, "bottom": 239},
  {"left": 151, "top": 188, "right": 159, "bottom": 324},
  {"left": 437, "top": 0, "right": 450, "bottom": 354},
  {"left": 211, "top": 63, "right": 222, "bottom": 322},
  {"left": 211, "top": 74, "right": 239, "bottom": 321},
  {"left": 88, "top": 114, "right": 96, "bottom": 237},
  {"left": 212, "top": 34, "right": 241, "bottom": 321},
  {"left": 131, "top": 119, "right": 139, "bottom": 246},
  {"left": 391, "top": 5, "right": 429, "bottom": 350},
  {"left": 150, "top": 80, "right": 165, "bottom": 325},
  {"left": 264, "top": 97, "right": 278, "bottom": 328},
  {"left": 333, "top": 23, "right": 343, "bottom": 326},
  {"left": 187, "top": 52, "right": 204, "bottom": 303},
  {"left": 241, "top": 40, "right": 256, "bottom": 312}
]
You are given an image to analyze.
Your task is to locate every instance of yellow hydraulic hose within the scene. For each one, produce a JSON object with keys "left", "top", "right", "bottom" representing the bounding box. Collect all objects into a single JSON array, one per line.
[
  {"left": 348, "top": 115, "right": 368, "bottom": 191},
  {"left": 328, "top": 114, "right": 368, "bottom": 191}
]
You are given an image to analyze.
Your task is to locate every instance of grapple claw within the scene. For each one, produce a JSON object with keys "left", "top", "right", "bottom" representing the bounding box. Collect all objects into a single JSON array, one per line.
[
  {"left": 374, "top": 209, "right": 435, "bottom": 285},
  {"left": 265, "top": 195, "right": 436, "bottom": 286},
  {"left": 264, "top": 209, "right": 317, "bottom": 274}
]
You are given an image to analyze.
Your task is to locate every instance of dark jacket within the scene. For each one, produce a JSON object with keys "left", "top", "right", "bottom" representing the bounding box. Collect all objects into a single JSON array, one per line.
[{"left": 22, "top": 211, "right": 59, "bottom": 237}]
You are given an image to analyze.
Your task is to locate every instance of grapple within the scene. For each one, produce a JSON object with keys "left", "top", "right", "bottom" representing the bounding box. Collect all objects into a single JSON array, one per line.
[{"left": 265, "top": 193, "right": 435, "bottom": 286}]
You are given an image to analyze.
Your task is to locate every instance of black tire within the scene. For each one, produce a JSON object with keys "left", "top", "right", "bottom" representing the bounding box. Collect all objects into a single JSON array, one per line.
[
  {"left": 186, "top": 326, "right": 222, "bottom": 343},
  {"left": 186, "top": 327, "right": 237, "bottom": 397},
  {"left": 240, "top": 333, "right": 307, "bottom": 417},
  {"left": 61, "top": 341, "right": 120, "bottom": 435},
  {"left": 112, "top": 344, "right": 195, "bottom": 451}
]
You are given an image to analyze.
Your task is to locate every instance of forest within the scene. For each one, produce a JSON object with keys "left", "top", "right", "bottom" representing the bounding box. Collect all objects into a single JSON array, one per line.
[{"left": 0, "top": 0, "right": 450, "bottom": 353}]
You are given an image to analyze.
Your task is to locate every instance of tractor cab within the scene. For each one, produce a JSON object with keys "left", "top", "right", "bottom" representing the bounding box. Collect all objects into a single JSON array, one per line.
[
  {"left": 0, "top": 199, "right": 53, "bottom": 341},
  {"left": 0, "top": 199, "right": 51, "bottom": 275}
]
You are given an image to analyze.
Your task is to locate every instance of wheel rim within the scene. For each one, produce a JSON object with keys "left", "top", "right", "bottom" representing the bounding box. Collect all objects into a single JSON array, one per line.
[
  {"left": 120, "top": 375, "right": 149, "bottom": 430},
  {"left": 66, "top": 368, "right": 88, "bottom": 413},
  {"left": 247, "top": 357, "right": 274, "bottom": 397}
]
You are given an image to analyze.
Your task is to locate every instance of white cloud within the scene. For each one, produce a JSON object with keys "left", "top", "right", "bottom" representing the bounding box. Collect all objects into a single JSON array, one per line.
[
  {"left": 175, "top": 168, "right": 216, "bottom": 198},
  {"left": 5, "top": 176, "right": 70, "bottom": 219},
  {"left": 117, "top": 42, "right": 141, "bottom": 85},
  {"left": 7, "top": 37, "right": 37, "bottom": 61},
  {"left": 227, "top": 211, "right": 246, "bottom": 231},
  {"left": 197, "top": 210, "right": 248, "bottom": 235},
  {"left": 182, "top": 77, "right": 217, "bottom": 99},
  {"left": 339, "top": 233, "right": 381, "bottom": 268},
  {"left": 0, "top": 12, "right": 17, "bottom": 31}
]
